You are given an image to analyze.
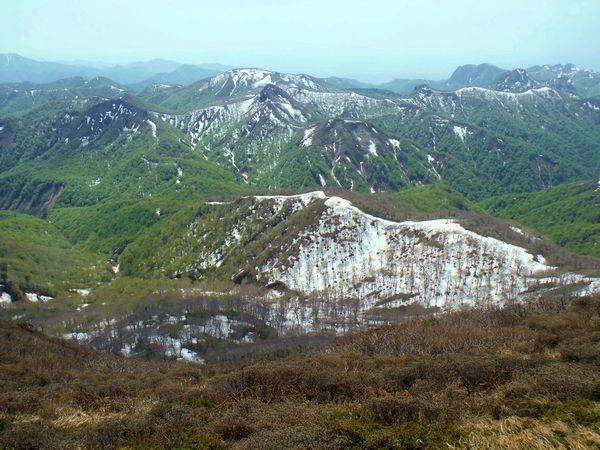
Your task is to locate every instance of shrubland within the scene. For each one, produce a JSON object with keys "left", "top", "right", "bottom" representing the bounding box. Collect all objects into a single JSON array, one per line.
[{"left": 1, "top": 294, "right": 599, "bottom": 449}]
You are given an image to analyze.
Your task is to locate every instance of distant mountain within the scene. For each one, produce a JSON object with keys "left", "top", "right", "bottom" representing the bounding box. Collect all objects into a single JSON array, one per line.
[
  {"left": 321, "top": 77, "right": 447, "bottom": 95},
  {"left": 133, "top": 64, "right": 223, "bottom": 89},
  {"left": 322, "top": 77, "right": 377, "bottom": 89},
  {"left": 0, "top": 53, "right": 230, "bottom": 86},
  {"left": 97, "top": 59, "right": 181, "bottom": 85},
  {"left": 527, "top": 63, "right": 581, "bottom": 82},
  {"left": 446, "top": 63, "right": 508, "bottom": 87},
  {"left": 379, "top": 78, "right": 447, "bottom": 94},
  {"left": 0, "top": 76, "right": 127, "bottom": 116},
  {"left": 2, "top": 64, "right": 600, "bottom": 222},
  {"left": 141, "top": 67, "right": 337, "bottom": 112},
  {"left": 0, "top": 53, "right": 97, "bottom": 83},
  {"left": 527, "top": 64, "right": 600, "bottom": 98},
  {"left": 370, "top": 64, "right": 516, "bottom": 95}
]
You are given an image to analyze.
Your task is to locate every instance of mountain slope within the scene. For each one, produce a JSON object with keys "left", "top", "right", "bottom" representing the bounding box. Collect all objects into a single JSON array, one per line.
[
  {"left": 0, "top": 53, "right": 99, "bottom": 83},
  {"left": 527, "top": 64, "right": 600, "bottom": 98},
  {"left": 373, "top": 85, "right": 600, "bottom": 198},
  {"left": 3, "top": 65, "right": 598, "bottom": 213},
  {"left": 0, "top": 77, "right": 128, "bottom": 116},
  {"left": 0, "top": 96, "right": 246, "bottom": 216},
  {"left": 0, "top": 211, "right": 107, "bottom": 298},
  {"left": 2, "top": 295, "right": 600, "bottom": 449},
  {"left": 2, "top": 65, "right": 600, "bottom": 214},
  {"left": 494, "top": 69, "right": 541, "bottom": 92},
  {"left": 480, "top": 179, "right": 600, "bottom": 257},
  {"left": 142, "top": 68, "right": 338, "bottom": 112}
]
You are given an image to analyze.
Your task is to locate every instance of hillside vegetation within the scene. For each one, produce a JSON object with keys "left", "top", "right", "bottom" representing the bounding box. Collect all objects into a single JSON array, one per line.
[
  {"left": 1, "top": 295, "right": 599, "bottom": 449},
  {"left": 481, "top": 179, "right": 600, "bottom": 257}
]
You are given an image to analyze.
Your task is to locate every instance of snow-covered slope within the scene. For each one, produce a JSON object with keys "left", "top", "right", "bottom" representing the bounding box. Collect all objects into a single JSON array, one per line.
[
  {"left": 406, "top": 84, "right": 563, "bottom": 114},
  {"left": 257, "top": 193, "right": 555, "bottom": 308},
  {"left": 195, "top": 68, "right": 329, "bottom": 97},
  {"left": 143, "top": 191, "right": 599, "bottom": 331}
]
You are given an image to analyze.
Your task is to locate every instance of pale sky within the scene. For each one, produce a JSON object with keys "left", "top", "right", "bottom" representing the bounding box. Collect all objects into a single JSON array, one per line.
[{"left": 1, "top": 0, "right": 599, "bottom": 82}]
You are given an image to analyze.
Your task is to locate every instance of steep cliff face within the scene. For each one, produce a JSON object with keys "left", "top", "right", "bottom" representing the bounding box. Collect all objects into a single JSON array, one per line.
[{"left": 0, "top": 178, "right": 63, "bottom": 216}]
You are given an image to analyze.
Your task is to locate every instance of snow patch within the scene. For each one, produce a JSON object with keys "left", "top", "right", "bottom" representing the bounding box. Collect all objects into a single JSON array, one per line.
[
  {"left": 146, "top": 119, "right": 157, "bottom": 138},
  {"left": 71, "top": 288, "right": 91, "bottom": 296},
  {"left": 25, "top": 292, "right": 53, "bottom": 302},
  {"left": 301, "top": 126, "right": 316, "bottom": 147},
  {"left": 453, "top": 125, "right": 469, "bottom": 142},
  {"left": 368, "top": 140, "right": 378, "bottom": 156}
]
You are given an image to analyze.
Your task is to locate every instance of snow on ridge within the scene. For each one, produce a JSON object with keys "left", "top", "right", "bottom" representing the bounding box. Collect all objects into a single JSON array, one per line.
[
  {"left": 198, "top": 68, "right": 323, "bottom": 97},
  {"left": 192, "top": 191, "right": 600, "bottom": 331},
  {"left": 455, "top": 85, "right": 559, "bottom": 100},
  {"left": 234, "top": 191, "right": 599, "bottom": 313},
  {"left": 252, "top": 190, "right": 327, "bottom": 205}
]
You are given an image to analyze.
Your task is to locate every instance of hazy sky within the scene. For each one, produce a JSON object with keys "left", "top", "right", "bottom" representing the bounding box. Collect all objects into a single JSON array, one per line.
[{"left": 1, "top": 0, "right": 599, "bottom": 82}]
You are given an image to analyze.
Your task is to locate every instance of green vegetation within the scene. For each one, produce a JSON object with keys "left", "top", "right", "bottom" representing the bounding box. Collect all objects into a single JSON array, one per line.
[
  {"left": 480, "top": 179, "right": 600, "bottom": 257},
  {"left": 2, "top": 60, "right": 600, "bottom": 449},
  {"left": 0, "top": 211, "right": 107, "bottom": 297},
  {"left": 5, "top": 64, "right": 599, "bottom": 211},
  {"left": 49, "top": 198, "right": 193, "bottom": 255}
]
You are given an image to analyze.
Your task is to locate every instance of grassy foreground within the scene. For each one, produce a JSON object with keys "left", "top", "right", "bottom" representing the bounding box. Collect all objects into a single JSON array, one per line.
[{"left": 0, "top": 295, "right": 599, "bottom": 449}]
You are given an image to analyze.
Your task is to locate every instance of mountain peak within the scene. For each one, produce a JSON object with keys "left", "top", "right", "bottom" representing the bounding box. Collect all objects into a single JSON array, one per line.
[
  {"left": 494, "top": 69, "right": 540, "bottom": 92},
  {"left": 447, "top": 63, "right": 507, "bottom": 87},
  {"left": 193, "top": 68, "right": 327, "bottom": 98}
]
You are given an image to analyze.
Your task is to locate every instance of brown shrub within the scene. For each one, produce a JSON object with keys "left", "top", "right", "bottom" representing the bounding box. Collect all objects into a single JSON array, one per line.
[
  {"left": 365, "top": 395, "right": 441, "bottom": 425},
  {"left": 558, "top": 332, "right": 600, "bottom": 364},
  {"left": 517, "top": 363, "right": 600, "bottom": 401},
  {"left": 204, "top": 354, "right": 384, "bottom": 403}
]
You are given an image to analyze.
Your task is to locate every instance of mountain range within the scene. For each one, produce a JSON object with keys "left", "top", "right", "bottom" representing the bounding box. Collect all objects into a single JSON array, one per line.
[
  {"left": 0, "top": 56, "right": 599, "bottom": 362},
  {"left": 0, "top": 53, "right": 229, "bottom": 87},
  {"left": 4, "top": 54, "right": 600, "bottom": 98}
]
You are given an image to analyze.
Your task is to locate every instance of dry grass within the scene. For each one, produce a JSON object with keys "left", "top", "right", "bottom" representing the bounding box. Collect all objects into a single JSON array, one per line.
[
  {"left": 0, "top": 296, "right": 599, "bottom": 449},
  {"left": 462, "top": 416, "right": 600, "bottom": 450}
]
